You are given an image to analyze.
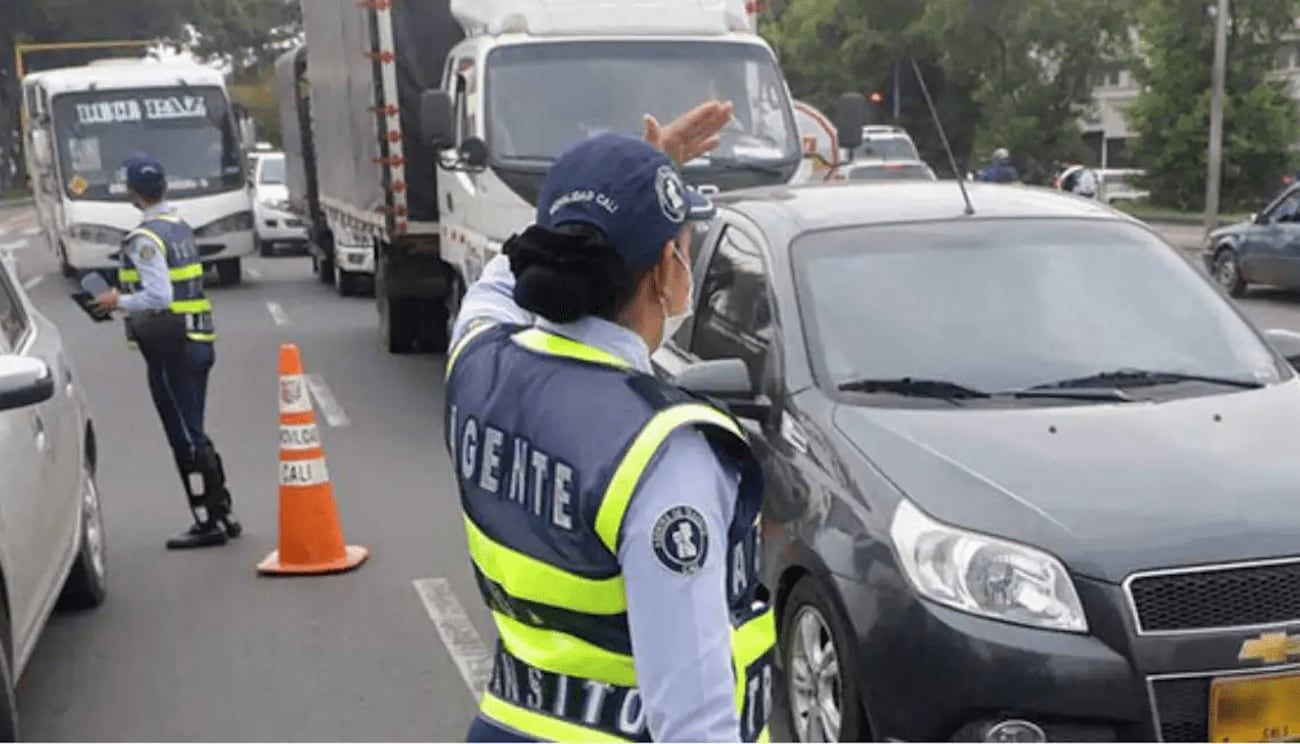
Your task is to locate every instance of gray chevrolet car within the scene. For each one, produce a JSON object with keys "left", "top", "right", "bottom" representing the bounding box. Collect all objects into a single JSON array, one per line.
[{"left": 656, "top": 181, "right": 1300, "bottom": 742}]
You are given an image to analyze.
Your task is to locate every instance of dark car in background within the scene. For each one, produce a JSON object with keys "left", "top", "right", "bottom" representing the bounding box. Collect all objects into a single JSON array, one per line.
[
  {"left": 655, "top": 181, "right": 1300, "bottom": 743},
  {"left": 1206, "top": 182, "right": 1300, "bottom": 297}
]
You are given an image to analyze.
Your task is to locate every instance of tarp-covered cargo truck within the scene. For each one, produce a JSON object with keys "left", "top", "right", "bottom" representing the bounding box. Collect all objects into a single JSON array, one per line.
[
  {"left": 300, "top": 0, "right": 464, "bottom": 352},
  {"left": 301, "top": 0, "right": 808, "bottom": 354}
]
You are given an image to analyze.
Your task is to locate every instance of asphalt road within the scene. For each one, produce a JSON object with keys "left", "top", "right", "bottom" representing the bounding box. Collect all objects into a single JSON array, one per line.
[{"left": 1, "top": 201, "right": 1298, "bottom": 741}]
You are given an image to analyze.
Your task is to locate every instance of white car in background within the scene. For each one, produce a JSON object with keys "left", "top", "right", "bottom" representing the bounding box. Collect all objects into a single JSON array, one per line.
[
  {"left": 0, "top": 257, "right": 106, "bottom": 739},
  {"left": 252, "top": 153, "right": 309, "bottom": 257}
]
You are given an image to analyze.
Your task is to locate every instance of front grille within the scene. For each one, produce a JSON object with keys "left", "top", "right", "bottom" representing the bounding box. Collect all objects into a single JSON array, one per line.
[
  {"left": 1150, "top": 678, "right": 1208, "bottom": 742},
  {"left": 1128, "top": 559, "right": 1300, "bottom": 632}
]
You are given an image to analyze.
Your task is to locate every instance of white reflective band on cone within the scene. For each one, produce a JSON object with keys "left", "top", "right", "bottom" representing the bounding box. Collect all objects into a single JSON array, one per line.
[
  {"left": 279, "top": 458, "right": 330, "bottom": 487},
  {"left": 279, "top": 423, "right": 322, "bottom": 451},
  {"left": 279, "top": 374, "right": 313, "bottom": 414}
]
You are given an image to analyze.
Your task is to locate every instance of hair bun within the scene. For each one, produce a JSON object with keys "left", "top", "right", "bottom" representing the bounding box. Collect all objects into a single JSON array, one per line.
[{"left": 503, "top": 225, "right": 633, "bottom": 323}]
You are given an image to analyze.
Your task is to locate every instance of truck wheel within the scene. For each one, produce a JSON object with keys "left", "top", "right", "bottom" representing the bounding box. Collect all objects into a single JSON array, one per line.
[
  {"left": 337, "top": 269, "right": 364, "bottom": 297},
  {"left": 216, "top": 258, "right": 242, "bottom": 287},
  {"left": 316, "top": 254, "right": 335, "bottom": 284},
  {"left": 381, "top": 298, "right": 417, "bottom": 354},
  {"left": 57, "top": 241, "right": 75, "bottom": 278}
]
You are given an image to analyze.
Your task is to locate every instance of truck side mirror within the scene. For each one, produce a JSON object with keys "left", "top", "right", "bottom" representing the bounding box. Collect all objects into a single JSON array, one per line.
[
  {"left": 833, "top": 93, "right": 867, "bottom": 151},
  {"left": 29, "top": 129, "right": 50, "bottom": 169},
  {"left": 459, "top": 137, "right": 489, "bottom": 169},
  {"left": 420, "top": 89, "right": 455, "bottom": 150}
]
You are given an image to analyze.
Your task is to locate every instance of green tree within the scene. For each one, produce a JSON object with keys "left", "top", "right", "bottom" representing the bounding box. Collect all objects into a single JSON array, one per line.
[
  {"left": 228, "top": 64, "right": 281, "bottom": 146},
  {"left": 1127, "top": 0, "right": 1300, "bottom": 211}
]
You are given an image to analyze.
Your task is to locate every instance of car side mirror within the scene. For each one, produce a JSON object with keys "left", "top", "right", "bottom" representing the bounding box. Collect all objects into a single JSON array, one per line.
[
  {"left": 674, "top": 358, "right": 771, "bottom": 420},
  {"left": 29, "top": 129, "right": 50, "bottom": 169},
  {"left": 833, "top": 93, "right": 867, "bottom": 152},
  {"left": 1252, "top": 212, "right": 1266, "bottom": 225},
  {"left": 420, "top": 89, "right": 455, "bottom": 150},
  {"left": 0, "top": 356, "right": 54, "bottom": 413},
  {"left": 1264, "top": 328, "right": 1300, "bottom": 369},
  {"left": 459, "top": 136, "right": 489, "bottom": 169}
]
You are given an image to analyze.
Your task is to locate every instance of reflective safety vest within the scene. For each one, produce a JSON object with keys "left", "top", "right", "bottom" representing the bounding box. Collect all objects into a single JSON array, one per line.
[
  {"left": 445, "top": 324, "right": 775, "bottom": 743},
  {"left": 117, "top": 213, "right": 215, "bottom": 344}
]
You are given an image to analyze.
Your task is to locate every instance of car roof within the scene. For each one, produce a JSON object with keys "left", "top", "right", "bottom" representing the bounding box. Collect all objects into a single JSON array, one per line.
[
  {"left": 715, "top": 180, "right": 1135, "bottom": 234},
  {"left": 844, "top": 159, "right": 930, "bottom": 169}
]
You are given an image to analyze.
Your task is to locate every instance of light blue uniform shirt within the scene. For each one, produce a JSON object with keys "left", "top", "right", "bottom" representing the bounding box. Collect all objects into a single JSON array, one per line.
[
  {"left": 452, "top": 254, "right": 742, "bottom": 742},
  {"left": 118, "top": 202, "right": 176, "bottom": 313}
]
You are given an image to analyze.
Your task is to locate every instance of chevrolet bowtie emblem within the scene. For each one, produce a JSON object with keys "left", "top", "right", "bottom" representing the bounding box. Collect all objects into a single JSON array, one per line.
[{"left": 1238, "top": 632, "right": 1300, "bottom": 665}]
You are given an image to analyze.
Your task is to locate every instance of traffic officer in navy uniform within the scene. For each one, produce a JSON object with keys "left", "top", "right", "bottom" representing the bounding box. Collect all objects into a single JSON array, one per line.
[
  {"left": 443, "top": 101, "right": 776, "bottom": 742},
  {"left": 93, "top": 154, "right": 242, "bottom": 549}
]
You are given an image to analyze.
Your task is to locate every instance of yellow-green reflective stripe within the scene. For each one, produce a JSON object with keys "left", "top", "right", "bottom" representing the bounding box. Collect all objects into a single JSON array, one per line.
[
  {"left": 445, "top": 321, "right": 496, "bottom": 378},
  {"left": 732, "top": 607, "right": 777, "bottom": 712},
  {"left": 151, "top": 214, "right": 183, "bottom": 223},
  {"left": 130, "top": 228, "right": 167, "bottom": 253},
  {"left": 493, "top": 611, "right": 636, "bottom": 687},
  {"left": 465, "top": 515, "right": 626, "bottom": 615},
  {"left": 480, "top": 692, "right": 630, "bottom": 743},
  {"left": 169, "top": 263, "right": 202, "bottom": 281},
  {"left": 758, "top": 725, "right": 771, "bottom": 743},
  {"left": 118, "top": 269, "right": 140, "bottom": 282},
  {"left": 187, "top": 332, "right": 216, "bottom": 343},
  {"left": 172, "top": 299, "right": 212, "bottom": 314},
  {"left": 513, "top": 328, "right": 632, "bottom": 370},
  {"left": 594, "top": 404, "right": 745, "bottom": 553}
]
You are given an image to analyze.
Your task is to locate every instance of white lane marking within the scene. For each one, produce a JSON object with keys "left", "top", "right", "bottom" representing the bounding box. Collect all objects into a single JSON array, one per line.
[
  {"left": 23, "top": 274, "right": 44, "bottom": 291},
  {"left": 246, "top": 267, "right": 262, "bottom": 280},
  {"left": 266, "top": 301, "right": 289, "bottom": 326},
  {"left": 305, "top": 373, "right": 351, "bottom": 427},
  {"left": 0, "top": 240, "right": 26, "bottom": 252},
  {"left": 413, "top": 578, "right": 493, "bottom": 700},
  {"left": 21, "top": 227, "right": 38, "bottom": 237}
]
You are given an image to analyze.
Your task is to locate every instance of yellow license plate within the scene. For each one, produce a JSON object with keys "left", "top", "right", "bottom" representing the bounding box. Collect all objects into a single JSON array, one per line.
[{"left": 1210, "top": 672, "right": 1300, "bottom": 742}]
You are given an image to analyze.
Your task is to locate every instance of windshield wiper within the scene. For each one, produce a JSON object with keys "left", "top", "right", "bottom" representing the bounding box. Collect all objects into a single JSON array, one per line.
[
  {"left": 838, "top": 377, "right": 990, "bottom": 401},
  {"left": 1025, "top": 368, "right": 1265, "bottom": 392}
]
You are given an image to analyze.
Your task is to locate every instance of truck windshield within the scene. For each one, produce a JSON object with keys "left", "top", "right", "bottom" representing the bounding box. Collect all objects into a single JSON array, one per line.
[
  {"left": 51, "top": 85, "right": 244, "bottom": 201},
  {"left": 485, "top": 41, "right": 798, "bottom": 167}
]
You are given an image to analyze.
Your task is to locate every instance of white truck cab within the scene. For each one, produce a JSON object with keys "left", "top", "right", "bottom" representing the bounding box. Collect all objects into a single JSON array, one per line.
[
  {"left": 423, "top": 0, "right": 805, "bottom": 292},
  {"left": 21, "top": 59, "right": 254, "bottom": 285}
]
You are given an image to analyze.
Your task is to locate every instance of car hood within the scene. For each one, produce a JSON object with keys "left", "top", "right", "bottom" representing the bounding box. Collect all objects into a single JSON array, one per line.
[
  {"left": 255, "top": 184, "right": 289, "bottom": 202},
  {"left": 1210, "top": 220, "right": 1251, "bottom": 242},
  {"left": 833, "top": 381, "right": 1300, "bottom": 583}
]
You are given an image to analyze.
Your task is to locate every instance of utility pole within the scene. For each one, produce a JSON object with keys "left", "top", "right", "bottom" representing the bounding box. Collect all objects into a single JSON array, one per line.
[{"left": 1205, "top": 0, "right": 1230, "bottom": 234}]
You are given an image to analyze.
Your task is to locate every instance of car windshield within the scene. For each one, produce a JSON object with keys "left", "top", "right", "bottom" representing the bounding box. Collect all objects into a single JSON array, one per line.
[
  {"left": 259, "top": 157, "right": 285, "bottom": 184},
  {"left": 794, "top": 218, "right": 1283, "bottom": 400},
  {"left": 485, "top": 41, "right": 798, "bottom": 167},
  {"left": 51, "top": 85, "right": 243, "bottom": 201},
  {"left": 848, "top": 164, "right": 932, "bottom": 181},
  {"left": 853, "top": 137, "right": 919, "bottom": 161}
]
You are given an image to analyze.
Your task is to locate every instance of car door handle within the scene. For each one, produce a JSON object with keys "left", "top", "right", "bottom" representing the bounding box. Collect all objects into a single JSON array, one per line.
[{"left": 31, "top": 414, "right": 47, "bottom": 453}]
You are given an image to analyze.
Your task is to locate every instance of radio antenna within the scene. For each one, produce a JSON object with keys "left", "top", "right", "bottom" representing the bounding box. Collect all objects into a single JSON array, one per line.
[{"left": 910, "top": 59, "right": 975, "bottom": 216}]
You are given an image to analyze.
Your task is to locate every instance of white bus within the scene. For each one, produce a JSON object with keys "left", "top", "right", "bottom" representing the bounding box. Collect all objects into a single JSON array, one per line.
[{"left": 21, "top": 59, "right": 254, "bottom": 285}]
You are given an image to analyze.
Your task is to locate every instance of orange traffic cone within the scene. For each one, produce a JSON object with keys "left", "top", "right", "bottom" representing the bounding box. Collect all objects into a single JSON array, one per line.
[{"left": 257, "top": 344, "right": 368, "bottom": 575}]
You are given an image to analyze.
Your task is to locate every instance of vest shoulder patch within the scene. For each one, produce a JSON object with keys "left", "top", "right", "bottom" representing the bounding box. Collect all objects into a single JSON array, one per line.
[{"left": 651, "top": 505, "right": 709, "bottom": 576}]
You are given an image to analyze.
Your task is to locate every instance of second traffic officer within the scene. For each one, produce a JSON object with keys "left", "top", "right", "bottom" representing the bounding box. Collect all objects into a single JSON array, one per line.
[
  {"left": 93, "top": 154, "right": 242, "bottom": 549},
  {"left": 444, "top": 101, "right": 775, "bottom": 742}
]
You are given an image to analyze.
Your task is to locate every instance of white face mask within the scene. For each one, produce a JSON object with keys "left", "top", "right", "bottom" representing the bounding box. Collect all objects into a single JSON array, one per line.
[{"left": 661, "top": 244, "right": 694, "bottom": 344}]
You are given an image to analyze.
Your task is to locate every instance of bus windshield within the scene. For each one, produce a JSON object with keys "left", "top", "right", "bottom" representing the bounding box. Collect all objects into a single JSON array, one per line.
[{"left": 51, "top": 85, "right": 244, "bottom": 201}]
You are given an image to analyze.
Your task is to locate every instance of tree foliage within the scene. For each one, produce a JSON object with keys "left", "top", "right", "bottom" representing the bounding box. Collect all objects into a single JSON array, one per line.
[
  {"left": 764, "top": 0, "right": 1131, "bottom": 183},
  {"left": 1127, "top": 0, "right": 1300, "bottom": 210}
]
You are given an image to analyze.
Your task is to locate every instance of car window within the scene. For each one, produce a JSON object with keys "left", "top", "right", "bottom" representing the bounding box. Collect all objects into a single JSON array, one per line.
[
  {"left": 1269, "top": 193, "right": 1300, "bottom": 223},
  {"left": 258, "top": 157, "right": 285, "bottom": 184},
  {"left": 794, "top": 218, "right": 1283, "bottom": 399},
  {"left": 0, "top": 267, "right": 29, "bottom": 350},
  {"left": 691, "top": 227, "right": 774, "bottom": 384}
]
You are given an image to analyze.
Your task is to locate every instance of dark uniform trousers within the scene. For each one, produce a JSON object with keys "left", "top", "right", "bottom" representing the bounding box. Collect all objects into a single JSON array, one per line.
[{"left": 131, "top": 310, "right": 214, "bottom": 470}]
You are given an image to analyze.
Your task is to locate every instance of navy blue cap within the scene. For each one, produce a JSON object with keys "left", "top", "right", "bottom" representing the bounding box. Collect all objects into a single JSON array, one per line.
[
  {"left": 537, "top": 134, "right": 714, "bottom": 272},
  {"left": 123, "top": 154, "right": 166, "bottom": 198}
]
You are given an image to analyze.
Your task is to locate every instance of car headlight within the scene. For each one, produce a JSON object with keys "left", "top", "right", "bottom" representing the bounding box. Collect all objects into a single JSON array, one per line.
[
  {"left": 889, "top": 499, "right": 1088, "bottom": 633},
  {"left": 195, "top": 211, "right": 254, "bottom": 237},
  {"left": 67, "top": 223, "right": 128, "bottom": 245}
]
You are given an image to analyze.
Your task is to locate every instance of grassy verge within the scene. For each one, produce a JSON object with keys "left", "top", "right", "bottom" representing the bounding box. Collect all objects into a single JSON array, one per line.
[{"left": 1114, "top": 200, "right": 1249, "bottom": 225}]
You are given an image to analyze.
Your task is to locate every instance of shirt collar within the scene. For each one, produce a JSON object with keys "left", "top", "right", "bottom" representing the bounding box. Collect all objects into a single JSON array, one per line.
[
  {"left": 535, "top": 315, "right": 652, "bottom": 374},
  {"left": 141, "top": 201, "right": 176, "bottom": 220}
]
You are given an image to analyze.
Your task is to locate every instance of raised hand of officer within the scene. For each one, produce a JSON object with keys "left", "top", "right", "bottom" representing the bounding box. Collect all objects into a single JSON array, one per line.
[{"left": 643, "top": 99, "right": 735, "bottom": 165}]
